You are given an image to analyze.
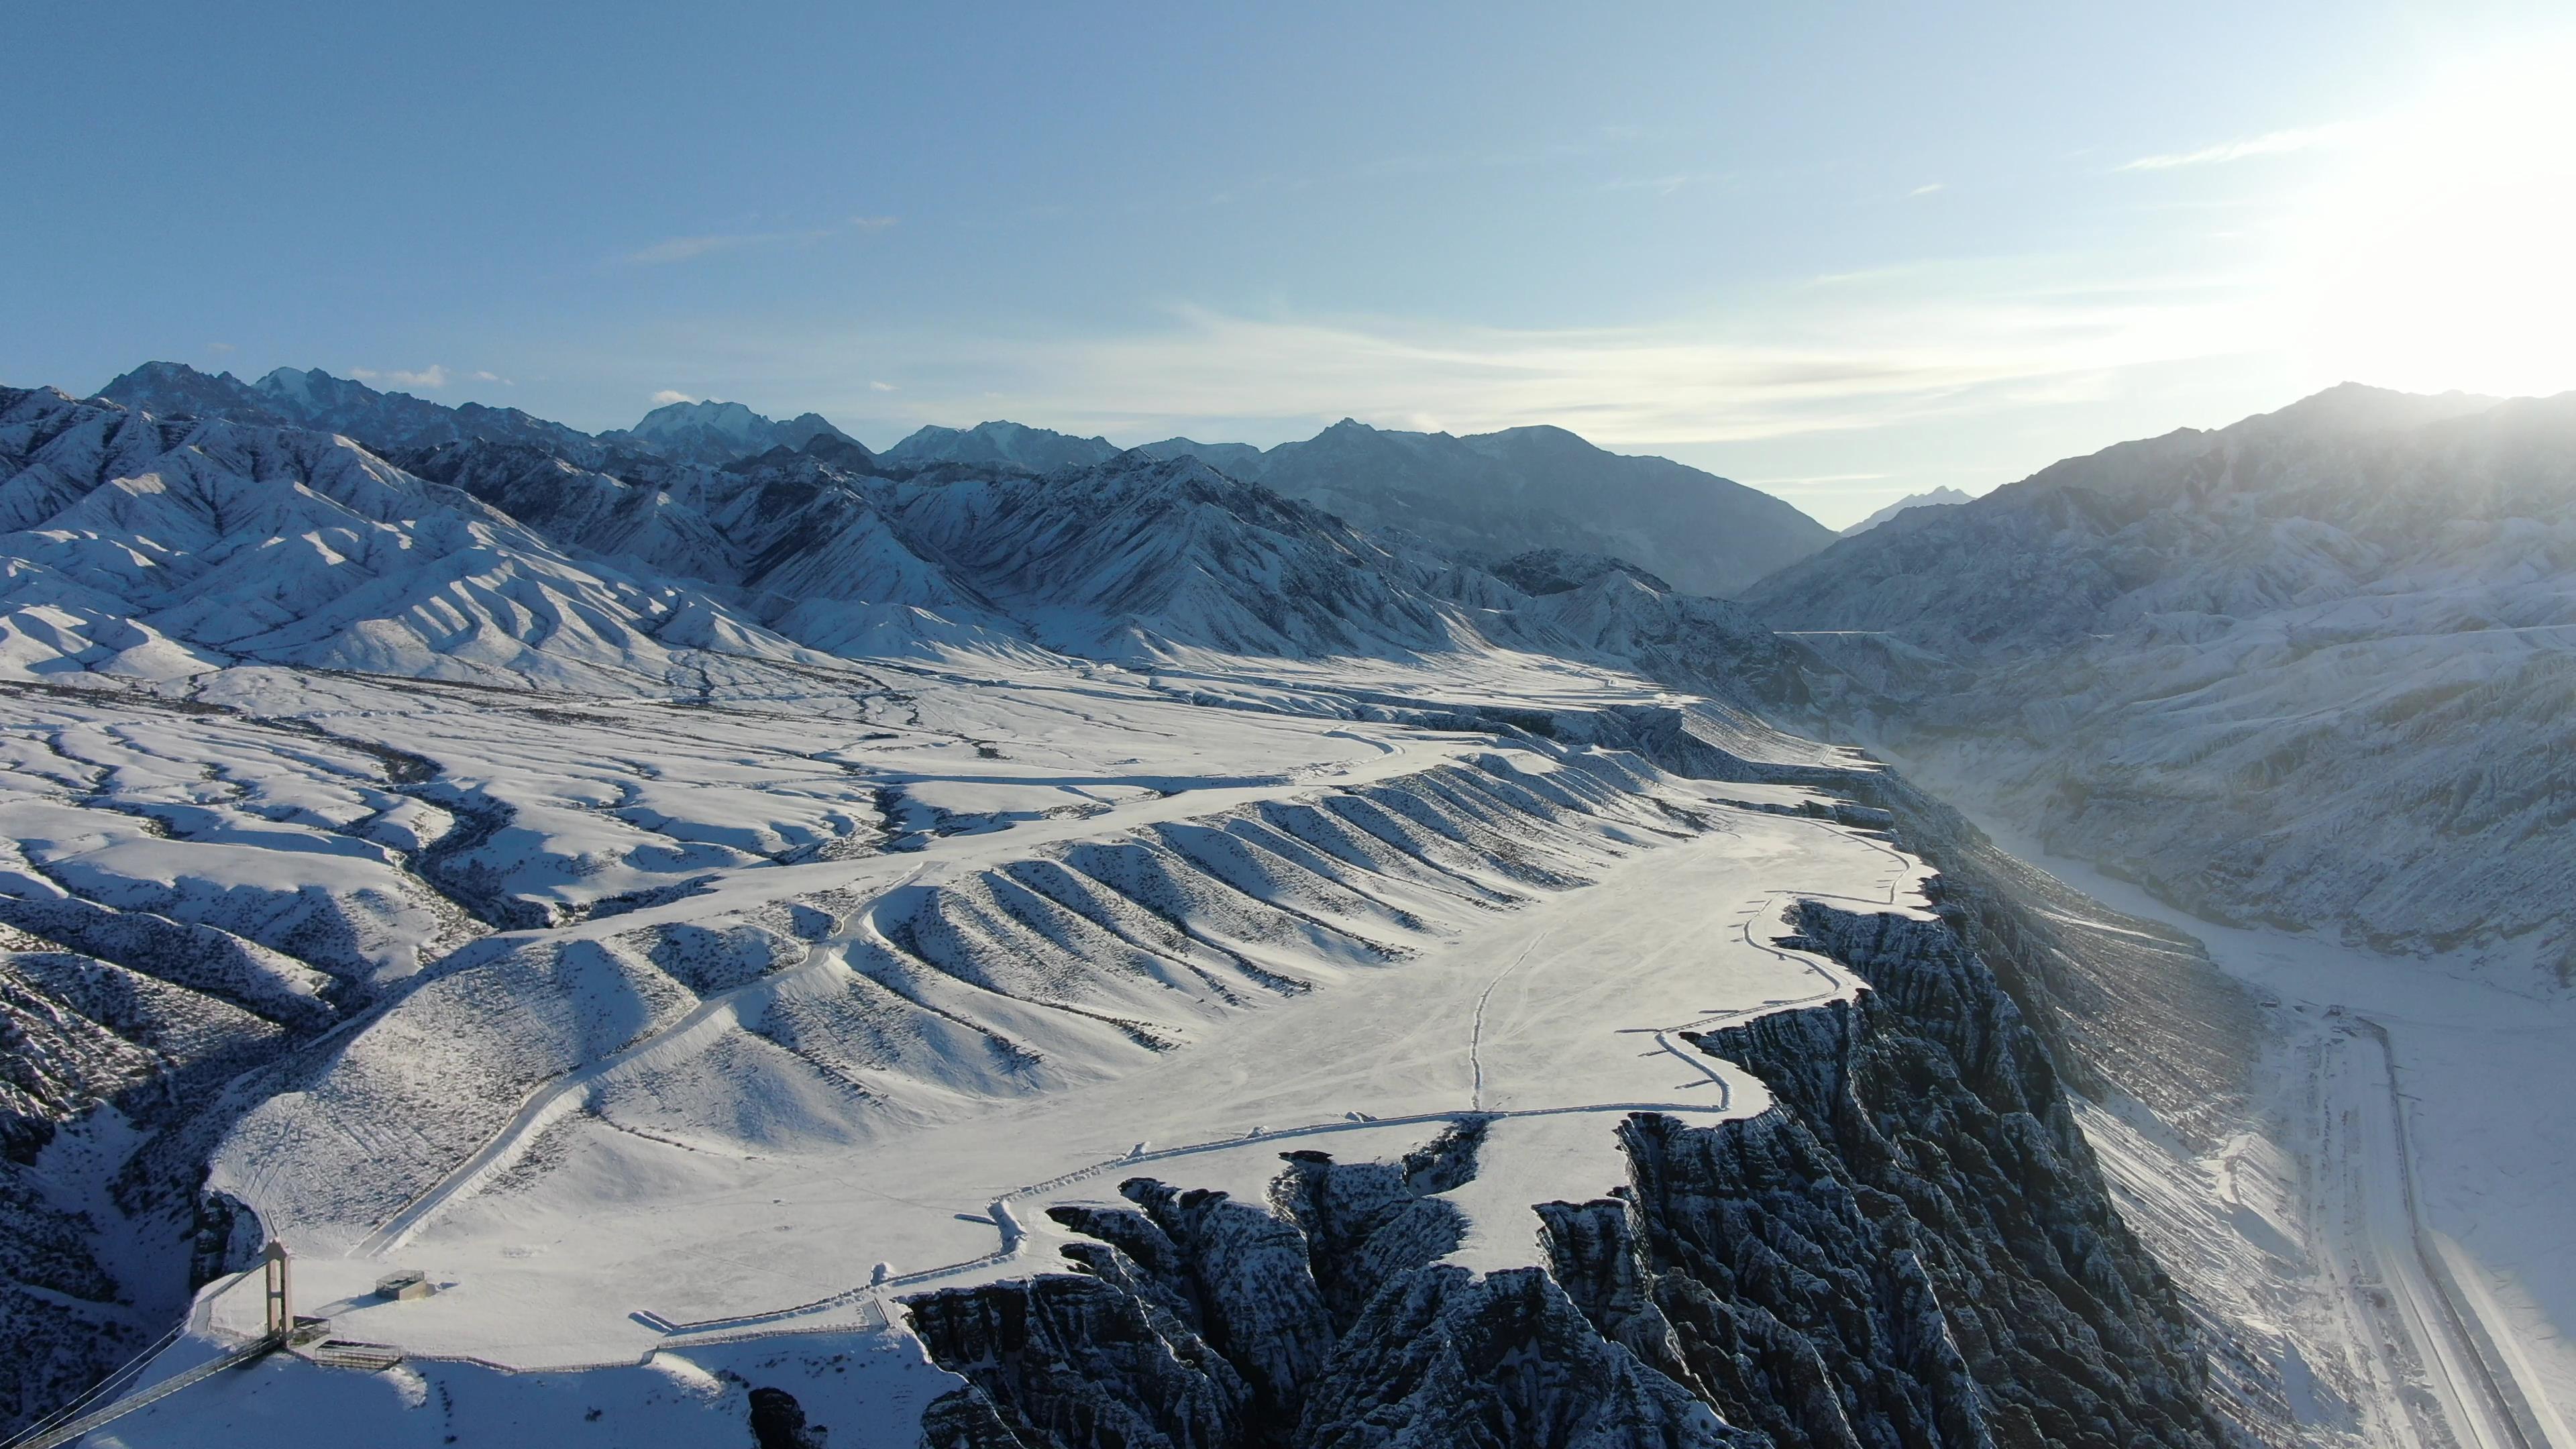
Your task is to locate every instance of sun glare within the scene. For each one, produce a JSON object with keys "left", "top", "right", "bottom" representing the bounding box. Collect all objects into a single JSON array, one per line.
[{"left": 2291, "top": 43, "right": 2576, "bottom": 400}]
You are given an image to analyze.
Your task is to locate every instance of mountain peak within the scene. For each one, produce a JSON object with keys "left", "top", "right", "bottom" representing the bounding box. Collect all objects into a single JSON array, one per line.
[
  {"left": 97, "top": 361, "right": 288, "bottom": 423},
  {"left": 881, "top": 419, "right": 1120, "bottom": 474},
  {"left": 606, "top": 398, "right": 855, "bottom": 466},
  {"left": 2241, "top": 381, "right": 2503, "bottom": 440}
]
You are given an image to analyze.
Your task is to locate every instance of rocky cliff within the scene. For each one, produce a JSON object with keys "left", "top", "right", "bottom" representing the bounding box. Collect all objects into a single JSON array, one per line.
[{"left": 902, "top": 899, "right": 2235, "bottom": 1449}]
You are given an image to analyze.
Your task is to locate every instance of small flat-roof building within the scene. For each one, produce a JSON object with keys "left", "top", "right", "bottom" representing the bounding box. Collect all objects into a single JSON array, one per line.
[{"left": 374, "top": 1269, "right": 434, "bottom": 1301}]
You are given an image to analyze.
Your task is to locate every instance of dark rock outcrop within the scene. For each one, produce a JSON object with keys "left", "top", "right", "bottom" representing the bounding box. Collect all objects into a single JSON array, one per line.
[{"left": 905, "top": 899, "right": 2231, "bottom": 1449}]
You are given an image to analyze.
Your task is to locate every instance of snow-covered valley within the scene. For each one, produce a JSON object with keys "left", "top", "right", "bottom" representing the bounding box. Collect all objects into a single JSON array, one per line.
[
  {"left": 0, "top": 368, "right": 2567, "bottom": 1449},
  {"left": 1890, "top": 755, "right": 2576, "bottom": 1449}
]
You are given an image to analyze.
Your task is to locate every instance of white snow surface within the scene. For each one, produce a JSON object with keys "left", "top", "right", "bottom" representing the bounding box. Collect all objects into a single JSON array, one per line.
[
  {"left": 1922, "top": 771, "right": 2576, "bottom": 1449},
  {"left": 37, "top": 648, "right": 1923, "bottom": 1446}
]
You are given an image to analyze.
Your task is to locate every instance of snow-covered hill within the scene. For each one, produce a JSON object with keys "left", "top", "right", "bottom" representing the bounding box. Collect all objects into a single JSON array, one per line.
[{"left": 1748, "top": 383, "right": 2576, "bottom": 981}]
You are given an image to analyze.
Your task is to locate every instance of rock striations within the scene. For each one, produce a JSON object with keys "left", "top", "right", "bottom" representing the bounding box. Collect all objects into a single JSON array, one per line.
[{"left": 902, "top": 898, "right": 2228, "bottom": 1449}]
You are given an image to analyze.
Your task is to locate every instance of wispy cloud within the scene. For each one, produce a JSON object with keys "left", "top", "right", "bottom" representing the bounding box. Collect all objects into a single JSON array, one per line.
[
  {"left": 2117, "top": 125, "right": 2342, "bottom": 172},
  {"left": 869, "top": 380, "right": 896, "bottom": 392},
  {"left": 1909, "top": 182, "right": 1945, "bottom": 197},
  {"left": 472, "top": 368, "right": 513, "bottom": 384},
  {"left": 757, "top": 274, "right": 2270, "bottom": 450},
  {"left": 616, "top": 214, "right": 898, "bottom": 266},
  {"left": 1600, "top": 170, "right": 1731, "bottom": 196},
  {"left": 621, "top": 233, "right": 786, "bottom": 265},
  {"left": 650, "top": 389, "right": 698, "bottom": 406},
  {"left": 207, "top": 341, "right": 235, "bottom": 353},
  {"left": 350, "top": 364, "right": 448, "bottom": 390}
]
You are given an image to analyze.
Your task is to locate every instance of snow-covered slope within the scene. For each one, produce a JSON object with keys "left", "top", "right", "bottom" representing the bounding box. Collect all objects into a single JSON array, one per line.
[
  {"left": 0, "top": 386, "right": 833, "bottom": 690},
  {"left": 1838, "top": 485, "right": 1972, "bottom": 536},
  {"left": 1748, "top": 384, "right": 2576, "bottom": 981},
  {"left": 873, "top": 452, "right": 1487, "bottom": 661}
]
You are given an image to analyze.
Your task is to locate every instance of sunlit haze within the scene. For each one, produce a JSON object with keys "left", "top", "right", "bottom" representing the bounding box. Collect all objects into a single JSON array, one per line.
[{"left": 8, "top": 1, "right": 2571, "bottom": 525}]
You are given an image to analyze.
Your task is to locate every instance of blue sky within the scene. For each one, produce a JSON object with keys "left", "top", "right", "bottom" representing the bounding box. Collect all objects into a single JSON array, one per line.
[{"left": 11, "top": 1, "right": 2574, "bottom": 525}]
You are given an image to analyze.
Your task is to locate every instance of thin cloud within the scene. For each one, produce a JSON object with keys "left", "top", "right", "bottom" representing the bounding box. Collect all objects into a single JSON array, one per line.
[
  {"left": 207, "top": 341, "right": 236, "bottom": 353},
  {"left": 472, "top": 369, "right": 513, "bottom": 384},
  {"left": 754, "top": 276, "right": 2270, "bottom": 451},
  {"left": 650, "top": 389, "right": 698, "bottom": 406},
  {"left": 2117, "top": 125, "right": 2341, "bottom": 172},
  {"left": 617, "top": 215, "right": 898, "bottom": 266},
  {"left": 350, "top": 364, "right": 448, "bottom": 390},
  {"left": 621, "top": 233, "right": 783, "bottom": 265},
  {"left": 869, "top": 380, "right": 897, "bottom": 392},
  {"left": 1601, "top": 170, "right": 1727, "bottom": 196},
  {"left": 1909, "top": 182, "right": 1945, "bottom": 197}
]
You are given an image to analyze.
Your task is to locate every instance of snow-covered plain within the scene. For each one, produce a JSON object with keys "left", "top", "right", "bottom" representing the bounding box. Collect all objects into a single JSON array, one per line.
[{"left": 34, "top": 650, "right": 1923, "bottom": 1447}]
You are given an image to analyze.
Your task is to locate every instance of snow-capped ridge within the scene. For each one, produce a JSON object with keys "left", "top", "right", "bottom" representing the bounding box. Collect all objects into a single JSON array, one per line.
[
  {"left": 881, "top": 419, "right": 1122, "bottom": 474},
  {"left": 99, "top": 361, "right": 604, "bottom": 464},
  {"left": 1247, "top": 415, "right": 1835, "bottom": 596},
  {"left": 600, "top": 398, "right": 860, "bottom": 467}
]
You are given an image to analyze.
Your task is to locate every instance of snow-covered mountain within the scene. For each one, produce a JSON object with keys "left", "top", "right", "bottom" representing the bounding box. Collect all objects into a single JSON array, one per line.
[
  {"left": 1173, "top": 419, "right": 1837, "bottom": 596},
  {"left": 97, "top": 367, "right": 1840, "bottom": 602},
  {"left": 1748, "top": 382, "right": 2576, "bottom": 979},
  {"left": 0, "top": 387, "right": 847, "bottom": 690},
  {"left": 598, "top": 398, "right": 861, "bottom": 466},
  {"left": 881, "top": 419, "right": 1122, "bottom": 473},
  {"left": 97, "top": 363, "right": 861, "bottom": 472},
  {"left": 101, "top": 362, "right": 603, "bottom": 462},
  {"left": 1838, "top": 485, "right": 1972, "bottom": 536}
]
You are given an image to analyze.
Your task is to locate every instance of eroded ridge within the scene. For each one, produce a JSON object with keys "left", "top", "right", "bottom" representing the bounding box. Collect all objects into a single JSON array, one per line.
[{"left": 900, "top": 902, "right": 2231, "bottom": 1449}]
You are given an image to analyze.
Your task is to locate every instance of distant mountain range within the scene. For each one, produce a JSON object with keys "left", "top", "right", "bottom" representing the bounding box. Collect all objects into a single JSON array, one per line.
[
  {"left": 15, "top": 370, "right": 1812, "bottom": 708},
  {"left": 102, "top": 362, "right": 602, "bottom": 461},
  {"left": 93, "top": 364, "right": 1839, "bottom": 596},
  {"left": 599, "top": 398, "right": 860, "bottom": 466},
  {"left": 1146, "top": 421, "right": 1835, "bottom": 595},
  {"left": 1839, "top": 485, "right": 1972, "bottom": 536}
]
